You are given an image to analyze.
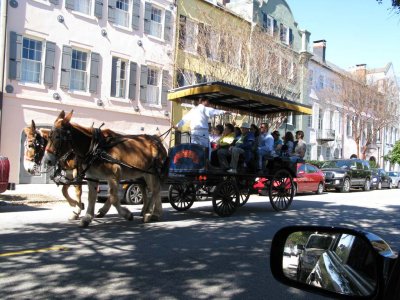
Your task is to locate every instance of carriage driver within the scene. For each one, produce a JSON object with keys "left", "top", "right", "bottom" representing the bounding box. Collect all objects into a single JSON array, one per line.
[{"left": 174, "top": 97, "right": 229, "bottom": 150}]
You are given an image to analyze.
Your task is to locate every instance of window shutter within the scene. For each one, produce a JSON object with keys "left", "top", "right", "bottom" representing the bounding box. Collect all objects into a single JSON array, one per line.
[
  {"left": 273, "top": 20, "right": 278, "bottom": 37},
  {"left": 60, "top": 45, "right": 72, "bottom": 89},
  {"left": 94, "top": 0, "right": 103, "bottom": 18},
  {"left": 49, "top": 0, "right": 59, "bottom": 4},
  {"left": 65, "top": 0, "right": 74, "bottom": 10},
  {"left": 44, "top": 41, "right": 56, "bottom": 86},
  {"left": 108, "top": 0, "right": 116, "bottom": 23},
  {"left": 289, "top": 28, "right": 293, "bottom": 46},
  {"left": 89, "top": 52, "right": 100, "bottom": 93},
  {"left": 132, "top": 0, "right": 140, "bottom": 30},
  {"left": 161, "top": 70, "right": 170, "bottom": 106},
  {"left": 144, "top": 2, "right": 152, "bottom": 34},
  {"left": 178, "top": 15, "right": 186, "bottom": 50},
  {"left": 9, "top": 31, "right": 22, "bottom": 80},
  {"left": 110, "top": 57, "right": 117, "bottom": 96},
  {"left": 140, "top": 65, "right": 148, "bottom": 103},
  {"left": 128, "top": 62, "right": 137, "bottom": 99},
  {"left": 164, "top": 10, "right": 172, "bottom": 42}
]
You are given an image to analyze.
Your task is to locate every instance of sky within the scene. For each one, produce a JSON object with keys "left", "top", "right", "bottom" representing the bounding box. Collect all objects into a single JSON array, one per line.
[{"left": 286, "top": 0, "right": 400, "bottom": 76}]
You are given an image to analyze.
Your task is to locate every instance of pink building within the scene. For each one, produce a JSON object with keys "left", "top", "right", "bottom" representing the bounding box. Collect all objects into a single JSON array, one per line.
[{"left": 1, "top": 0, "right": 175, "bottom": 184}]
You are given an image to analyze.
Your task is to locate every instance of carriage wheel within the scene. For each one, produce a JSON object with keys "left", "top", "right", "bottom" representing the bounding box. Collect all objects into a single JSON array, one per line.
[
  {"left": 236, "top": 177, "right": 252, "bottom": 207},
  {"left": 169, "top": 183, "right": 195, "bottom": 211},
  {"left": 269, "top": 169, "right": 294, "bottom": 211},
  {"left": 212, "top": 180, "right": 239, "bottom": 217}
]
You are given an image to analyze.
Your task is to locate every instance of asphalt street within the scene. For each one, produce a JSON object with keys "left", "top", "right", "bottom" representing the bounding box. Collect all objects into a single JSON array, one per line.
[{"left": 1, "top": 185, "right": 400, "bottom": 300}]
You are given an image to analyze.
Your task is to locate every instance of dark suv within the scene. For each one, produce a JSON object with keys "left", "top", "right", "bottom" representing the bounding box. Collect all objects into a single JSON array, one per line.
[{"left": 321, "top": 159, "right": 372, "bottom": 192}]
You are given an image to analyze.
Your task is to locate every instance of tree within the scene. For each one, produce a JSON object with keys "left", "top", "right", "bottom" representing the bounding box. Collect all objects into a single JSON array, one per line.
[
  {"left": 176, "top": 7, "right": 303, "bottom": 130},
  {"left": 377, "top": 0, "right": 400, "bottom": 13},
  {"left": 384, "top": 140, "right": 400, "bottom": 166},
  {"left": 316, "top": 70, "right": 398, "bottom": 159}
]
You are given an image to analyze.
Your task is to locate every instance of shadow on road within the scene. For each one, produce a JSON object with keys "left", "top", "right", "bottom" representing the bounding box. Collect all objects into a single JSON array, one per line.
[{"left": 0, "top": 196, "right": 399, "bottom": 300}]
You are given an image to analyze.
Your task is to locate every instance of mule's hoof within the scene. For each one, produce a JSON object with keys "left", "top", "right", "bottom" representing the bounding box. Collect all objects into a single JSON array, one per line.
[
  {"left": 79, "top": 219, "right": 90, "bottom": 228},
  {"left": 128, "top": 213, "right": 134, "bottom": 221},
  {"left": 143, "top": 214, "right": 152, "bottom": 223},
  {"left": 96, "top": 211, "right": 106, "bottom": 218}
]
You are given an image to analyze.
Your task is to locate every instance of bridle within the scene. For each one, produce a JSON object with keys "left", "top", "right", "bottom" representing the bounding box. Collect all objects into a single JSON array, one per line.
[
  {"left": 46, "top": 124, "right": 74, "bottom": 159},
  {"left": 24, "top": 131, "right": 47, "bottom": 166}
]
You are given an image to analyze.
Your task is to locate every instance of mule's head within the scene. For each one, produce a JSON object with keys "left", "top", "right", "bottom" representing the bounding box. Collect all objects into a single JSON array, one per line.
[
  {"left": 44, "top": 110, "right": 73, "bottom": 167},
  {"left": 23, "top": 120, "right": 48, "bottom": 174}
]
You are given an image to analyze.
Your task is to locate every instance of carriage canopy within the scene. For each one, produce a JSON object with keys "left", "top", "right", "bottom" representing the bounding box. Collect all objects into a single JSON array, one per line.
[{"left": 168, "top": 81, "right": 312, "bottom": 116}]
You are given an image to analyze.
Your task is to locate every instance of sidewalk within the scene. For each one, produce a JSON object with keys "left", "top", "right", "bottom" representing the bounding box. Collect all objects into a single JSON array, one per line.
[{"left": 0, "top": 184, "right": 78, "bottom": 204}]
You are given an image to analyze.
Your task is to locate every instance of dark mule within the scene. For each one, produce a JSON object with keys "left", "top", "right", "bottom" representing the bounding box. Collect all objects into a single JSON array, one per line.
[
  {"left": 23, "top": 120, "right": 112, "bottom": 220},
  {"left": 44, "top": 111, "right": 167, "bottom": 227}
]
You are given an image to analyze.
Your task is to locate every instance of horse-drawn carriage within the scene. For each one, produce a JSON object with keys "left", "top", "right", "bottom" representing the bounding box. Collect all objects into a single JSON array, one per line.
[
  {"left": 165, "top": 82, "right": 312, "bottom": 217},
  {"left": 23, "top": 81, "right": 312, "bottom": 226}
]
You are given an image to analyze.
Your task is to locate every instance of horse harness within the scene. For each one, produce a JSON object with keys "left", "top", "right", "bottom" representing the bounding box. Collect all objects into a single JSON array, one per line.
[{"left": 49, "top": 124, "right": 163, "bottom": 184}]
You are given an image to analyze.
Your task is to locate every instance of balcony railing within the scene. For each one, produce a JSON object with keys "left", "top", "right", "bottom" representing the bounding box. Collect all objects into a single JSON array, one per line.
[{"left": 316, "top": 129, "right": 335, "bottom": 142}]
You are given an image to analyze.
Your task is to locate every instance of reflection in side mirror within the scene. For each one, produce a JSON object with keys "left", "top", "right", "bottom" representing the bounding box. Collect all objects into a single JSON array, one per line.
[{"left": 271, "top": 226, "right": 398, "bottom": 299}]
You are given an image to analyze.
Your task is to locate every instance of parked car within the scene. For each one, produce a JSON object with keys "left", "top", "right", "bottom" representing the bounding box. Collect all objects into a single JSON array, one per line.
[
  {"left": 388, "top": 171, "right": 400, "bottom": 189},
  {"left": 0, "top": 156, "right": 10, "bottom": 193},
  {"left": 97, "top": 181, "right": 169, "bottom": 204},
  {"left": 370, "top": 168, "right": 392, "bottom": 190},
  {"left": 271, "top": 226, "right": 399, "bottom": 299},
  {"left": 253, "top": 162, "right": 325, "bottom": 196},
  {"left": 296, "top": 233, "right": 334, "bottom": 281},
  {"left": 321, "top": 158, "right": 372, "bottom": 192}
]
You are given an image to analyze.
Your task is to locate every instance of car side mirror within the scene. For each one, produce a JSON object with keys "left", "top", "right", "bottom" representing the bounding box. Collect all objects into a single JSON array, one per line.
[
  {"left": 270, "top": 226, "right": 398, "bottom": 299},
  {"left": 297, "top": 244, "right": 304, "bottom": 251}
]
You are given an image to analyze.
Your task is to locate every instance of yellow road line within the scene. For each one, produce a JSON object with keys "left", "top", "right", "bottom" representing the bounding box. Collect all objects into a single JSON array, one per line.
[{"left": 0, "top": 246, "right": 69, "bottom": 257}]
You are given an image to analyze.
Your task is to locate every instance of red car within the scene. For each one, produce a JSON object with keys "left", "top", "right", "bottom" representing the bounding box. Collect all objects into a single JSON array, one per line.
[{"left": 253, "top": 163, "right": 325, "bottom": 196}]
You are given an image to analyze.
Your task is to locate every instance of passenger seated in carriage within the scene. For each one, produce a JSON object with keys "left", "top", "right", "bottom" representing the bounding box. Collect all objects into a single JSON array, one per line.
[
  {"left": 272, "top": 131, "right": 283, "bottom": 156},
  {"left": 224, "top": 122, "right": 256, "bottom": 174},
  {"left": 210, "top": 123, "right": 235, "bottom": 168},
  {"left": 210, "top": 124, "right": 224, "bottom": 150},
  {"left": 257, "top": 122, "right": 277, "bottom": 171}
]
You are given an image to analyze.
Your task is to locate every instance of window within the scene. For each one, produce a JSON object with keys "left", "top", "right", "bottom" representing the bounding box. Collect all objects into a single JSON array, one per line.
[
  {"left": 347, "top": 117, "right": 352, "bottom": 137},
  {"left": 317, "top": 75, "right": 324, "bottom": 90},
  {"left": 21, "top": 37, "right": 42, "bottom": 83},
  {"left": 262, "top": 13, "right": 274, "bottom": 36},
  {"left": 70, "top": 49, "right": 88, "bottom": 91},
  {"left": 325, "top": 148, "right": 331, "bottom": 160},
  {"left": 179, "top": 17, "right": 197, "bottom": 53},
  {"left": 280, "top": 24, "right": 289, "bottom": 44},
  {"left": 150, "top": 6, "right": 162, "bottom": 38},
  {"left": 286, "top": 112, "right": 293, "bottom": 125},
  {"left": 71, "top": 0, "right": 91, "bottom": 15},
  {"left": 111, "top": 57, "right": 127, "bottom": 98},
  {"left": 318, "top": 109, "right": 323, "bottom": 130},
  {"left": 305, "top": 145, "right": 312, "bottom": 160},
  {"left": 146, "top": 67, "right": 159, "bottom": 105},
  {"left": 115, "top": 0, "right": 130, "bottom": 27},
  {"left": 307, "top": 115, "right": 313, "bottom": 128}
]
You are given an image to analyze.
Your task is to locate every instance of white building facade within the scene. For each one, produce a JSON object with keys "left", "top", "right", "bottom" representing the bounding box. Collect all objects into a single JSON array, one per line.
[
  {"left": 307, "top": 40, "right": 400, "bottom": 170},
  {"left": 2, "top": 0, "right": 175, "bottom": 183}
]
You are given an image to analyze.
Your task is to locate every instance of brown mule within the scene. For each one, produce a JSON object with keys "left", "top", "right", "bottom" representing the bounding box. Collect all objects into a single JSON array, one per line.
[
  {"left": 23, "top": 120, "right": 112, "bottom": 220},
  {"left": 43, "top": 111, "right": 167, "bottom": 227}
]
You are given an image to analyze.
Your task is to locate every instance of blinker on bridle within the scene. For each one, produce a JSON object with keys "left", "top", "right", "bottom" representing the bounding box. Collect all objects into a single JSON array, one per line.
[
  {"left": 46, "top": 126, "right": 72, "bottom": 156},
  {"left": 25, "top": 131, "right": 47, "bottom": 165}
]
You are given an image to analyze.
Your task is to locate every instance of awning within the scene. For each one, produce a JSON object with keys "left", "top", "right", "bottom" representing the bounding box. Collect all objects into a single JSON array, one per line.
[{"left": 168, "top": 81, "right": 312, "bottom": 116}]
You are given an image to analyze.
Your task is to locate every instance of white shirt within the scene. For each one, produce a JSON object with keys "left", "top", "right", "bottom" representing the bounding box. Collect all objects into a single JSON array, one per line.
[{"left": 176, "top": 104, "right": 225, "bottom": 131}]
